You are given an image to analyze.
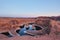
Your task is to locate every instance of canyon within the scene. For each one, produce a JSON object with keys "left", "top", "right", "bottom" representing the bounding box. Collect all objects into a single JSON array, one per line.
[{"left": 0, "top": 16, "right": 60, "bottom": 40}]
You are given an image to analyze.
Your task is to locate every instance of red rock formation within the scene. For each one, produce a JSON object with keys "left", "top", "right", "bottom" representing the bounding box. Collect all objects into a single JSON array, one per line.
[{"left": 0, "top": 17, "right": 60, "bottom": 40}]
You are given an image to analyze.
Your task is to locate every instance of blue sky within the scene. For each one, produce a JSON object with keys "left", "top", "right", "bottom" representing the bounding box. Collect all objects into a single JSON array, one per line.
[{"left": 0, "top": 0, "right": 60, "bottom": 17}]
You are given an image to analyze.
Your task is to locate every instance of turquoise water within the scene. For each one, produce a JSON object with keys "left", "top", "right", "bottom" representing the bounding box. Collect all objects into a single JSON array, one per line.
[{"left": 19, "top": 25, "right": 33, "bottom": 36}]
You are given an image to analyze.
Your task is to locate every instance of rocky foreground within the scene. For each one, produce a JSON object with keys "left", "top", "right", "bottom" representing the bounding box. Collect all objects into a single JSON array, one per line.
[{"left": 0, "top": 33, "right": 60, "bottom": 40}]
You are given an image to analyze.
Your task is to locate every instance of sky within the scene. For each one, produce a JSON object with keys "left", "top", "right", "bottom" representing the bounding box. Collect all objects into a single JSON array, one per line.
[{"left": 0, "top": 0, "right": 60, "bottom": 17}]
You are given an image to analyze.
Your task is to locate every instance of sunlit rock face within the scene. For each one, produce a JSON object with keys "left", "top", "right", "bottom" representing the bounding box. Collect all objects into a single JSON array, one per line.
[
  {"left": 50, "top": 20, "right": 60, "bottom": 35},
  {"left": 34, "top": 17, "right": 52, "bottom": 35},
  {"left": 34, "top": 17, "right": 60, "bottom": 35}
]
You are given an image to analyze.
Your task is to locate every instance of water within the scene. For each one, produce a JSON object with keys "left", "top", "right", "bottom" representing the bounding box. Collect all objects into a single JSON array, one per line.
[{"left": 19, "top": 25, "right": 33, "bottom": 36}]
